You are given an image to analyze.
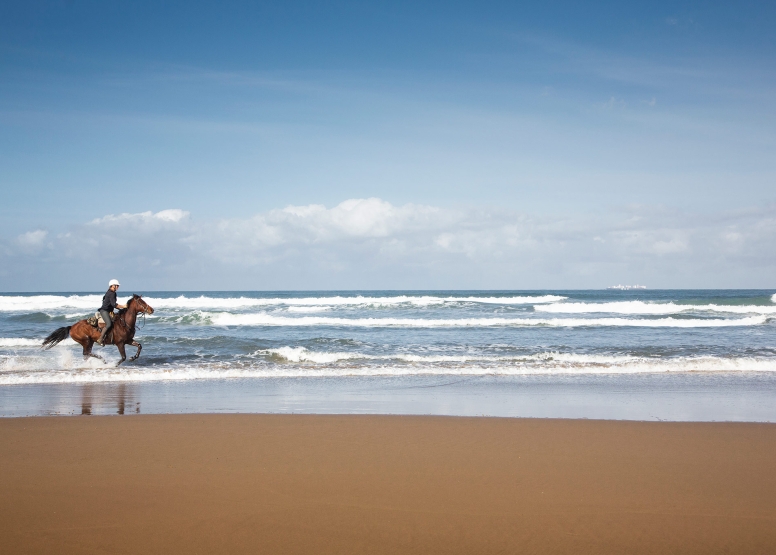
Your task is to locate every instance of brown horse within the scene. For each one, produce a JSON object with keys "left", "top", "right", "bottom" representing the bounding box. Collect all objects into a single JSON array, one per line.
[{"left": 42, "top": 295, "right": 154, "bottom": 366}]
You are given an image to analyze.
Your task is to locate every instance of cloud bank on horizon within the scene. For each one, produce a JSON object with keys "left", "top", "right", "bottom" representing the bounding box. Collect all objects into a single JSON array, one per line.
[{"left": 3, "top": 198, "right": 774, "bottom": 290}]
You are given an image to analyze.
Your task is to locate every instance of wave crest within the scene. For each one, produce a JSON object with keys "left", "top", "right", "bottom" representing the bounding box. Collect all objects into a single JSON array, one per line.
[
  {"left": 0, "top": 338, "right": 44, "bottom": 347},
  {"left": 2, "top": 352, "right": 776, "bottom": 385},
  {"left": 208, "top": 313, "right": 767, "bottom": 328},
  {"left": 0, "top": 294, "right": 566, "bottom": 312},
  {"left": 536, "top": 301, "right": 776, "bottom": 315}
]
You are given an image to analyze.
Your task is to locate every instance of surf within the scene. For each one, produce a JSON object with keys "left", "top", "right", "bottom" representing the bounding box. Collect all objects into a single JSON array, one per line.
[
  {"left": 3, "top": 353, "right": 776, "bottom": 385},
  {"left": 206, "top": 313, "right": 768, "bottom": 328},
  {"left": 535, "top": 301, "right": 776, "bottom": 315}
]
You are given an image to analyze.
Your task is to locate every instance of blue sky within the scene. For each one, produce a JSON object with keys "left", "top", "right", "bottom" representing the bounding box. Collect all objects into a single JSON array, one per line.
[{"left": 1, "top": 1, "right": 775, "bottom": 290}]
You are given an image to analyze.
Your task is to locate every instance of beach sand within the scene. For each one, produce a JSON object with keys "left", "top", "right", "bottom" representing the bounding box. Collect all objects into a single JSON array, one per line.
[{"left": 1, "top": 415, "right": 775, "bottom": 554}]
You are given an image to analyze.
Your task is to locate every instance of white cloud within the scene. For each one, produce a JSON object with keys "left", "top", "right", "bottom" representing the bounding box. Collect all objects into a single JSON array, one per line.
[
  {"left": 89, "top": 209, "right": 190, "bottom": 227},
  {"left": 16, "top": 230, "right": 48, "bottom": 252},
  {"left": 153, "top": 209, "right": 189, "bottom": 223},
  {"left": 273, "top": 198, "right": 447, "bottom": 240},
  {"left": 3, "top": 199, "right": 776, "bottom": 289}
]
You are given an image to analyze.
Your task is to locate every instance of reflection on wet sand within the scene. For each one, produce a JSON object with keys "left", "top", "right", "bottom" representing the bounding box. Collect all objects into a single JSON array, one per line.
[
  {"left": 78, "top": 384, "right": 139, "bottom": 416},
  {"left": 117, "top": 384, "right": 126, "bottom": 415},
  {"left": 81, "top": 385, "right": 92, "bottom": 415}
]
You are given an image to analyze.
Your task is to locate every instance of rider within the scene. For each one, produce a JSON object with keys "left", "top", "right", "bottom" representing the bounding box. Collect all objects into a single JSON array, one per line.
[{"left": 98, "top": 279, "right": 127, "bottom": 346}]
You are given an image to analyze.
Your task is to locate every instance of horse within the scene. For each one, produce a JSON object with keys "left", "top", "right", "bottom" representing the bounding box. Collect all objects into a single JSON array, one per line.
[{"left": 42, "top": 295, "right": 154, "bottom": 366}]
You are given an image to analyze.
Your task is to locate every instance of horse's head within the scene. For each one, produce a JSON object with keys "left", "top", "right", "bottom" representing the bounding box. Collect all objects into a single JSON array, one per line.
[{"left": 131, "top": 294, "right": 154, "bottom": 315}]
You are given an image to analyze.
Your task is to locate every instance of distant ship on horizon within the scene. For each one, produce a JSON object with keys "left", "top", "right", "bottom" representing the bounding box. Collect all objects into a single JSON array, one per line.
[{"left": 607, "top": 285, "right": 647, "bottom": 290}]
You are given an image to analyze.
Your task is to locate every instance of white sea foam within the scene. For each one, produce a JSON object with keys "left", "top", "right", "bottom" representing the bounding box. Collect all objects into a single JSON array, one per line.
[
  {"left": 0, "top": 337, "right": 77, "bottom": 347},
  {"left": 0, "top": 295, "right": 102, "bottom": 312},
  {"left": 265, "top": 348, "right": 776, "bottom": 369},
  {"left": 208, "top": 312, "right": 767, "bottom": 328},
  {"left": 265, "top": 347, "right": 642, "bottom": 365},
  {"left": 536, "top": 301, "right": 776, "bottom": 315},
  {"left": 147, "top": 294, "right": 566, "bottom": 308},
  {"left": 8, "top": 294, "right": 776, "bottom": 315},
  {"left": 2, "top": 353, "right": 776, "bottom": 385},
  {"left": 265, "top": 347, "right": 494, "bottom": 363},
  {"left": 268, "top": 346, "right": 362, "bottom": 363},
  {"left": 0, "top": 294, "right": 565, "bottom": 312},
  {"left": 0, "top": 338, "right": 43, "bottom": 347}
]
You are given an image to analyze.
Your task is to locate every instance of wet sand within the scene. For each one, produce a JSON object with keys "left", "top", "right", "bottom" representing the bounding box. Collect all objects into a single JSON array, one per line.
[{"left": 1, "top": 415, "right": 775, "bottom": 554}]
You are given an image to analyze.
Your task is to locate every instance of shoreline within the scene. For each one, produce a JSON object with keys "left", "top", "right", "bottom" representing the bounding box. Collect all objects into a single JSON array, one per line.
[
  {"left": 3, "top": 372, "right": 776, "bottom": 421},
  {"left": 2, "top": 414, "right": 776, "bottom": 553}
]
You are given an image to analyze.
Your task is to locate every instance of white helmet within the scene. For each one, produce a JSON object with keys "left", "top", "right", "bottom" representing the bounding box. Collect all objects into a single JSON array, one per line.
[{"left": 109, "top": 279, "right": 121, "bottom": 287}]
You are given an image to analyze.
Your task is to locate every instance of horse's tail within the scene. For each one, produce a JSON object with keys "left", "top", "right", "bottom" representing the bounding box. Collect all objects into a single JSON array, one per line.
[{"left": 42, "top": 326, "right": 72, "bottom": 350}]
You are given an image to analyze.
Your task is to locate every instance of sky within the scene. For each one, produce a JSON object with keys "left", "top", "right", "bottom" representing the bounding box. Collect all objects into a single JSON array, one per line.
[{"left": 0, "top": 0, "right": 774, "bottom": 290}]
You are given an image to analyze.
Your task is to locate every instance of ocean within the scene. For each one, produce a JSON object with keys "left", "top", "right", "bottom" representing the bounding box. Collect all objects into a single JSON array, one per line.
[{"left": 1, "top": 290, "right": 775, "bottom": 419}]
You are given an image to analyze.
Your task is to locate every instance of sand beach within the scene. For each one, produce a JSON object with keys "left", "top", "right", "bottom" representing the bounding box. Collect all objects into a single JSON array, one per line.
[{"left": 2, "top": 414, "right": 775, "bottom": 554}]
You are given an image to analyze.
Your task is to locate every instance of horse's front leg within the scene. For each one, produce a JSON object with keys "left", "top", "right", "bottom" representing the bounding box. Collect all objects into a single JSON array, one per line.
[
  {"left": 129, "top": 340, "right": 142, "bottom": 362},
  {"left": 116, "top": 342, "right": 127, "bottom": 366}
]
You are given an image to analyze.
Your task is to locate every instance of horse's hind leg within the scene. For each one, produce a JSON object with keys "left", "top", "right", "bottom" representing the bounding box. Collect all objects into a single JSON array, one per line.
[
  {"left": 81, "top": 336, "right": 105, "bottom": 364},
  {"left": 129, "top": 340, "right": 142, "bottom": 362}
]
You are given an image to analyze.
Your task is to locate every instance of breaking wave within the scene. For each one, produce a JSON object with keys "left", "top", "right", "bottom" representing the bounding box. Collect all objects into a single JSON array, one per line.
[
  {"left": 265, "top": 346, "right": 498, "bottom": 363},
  {"left": 0, "top": 294, "right": 566, "bottom": 312},
  {"left": 2, "top": 351, "right": 776, "bottom": 385},
  {"left": 536, "top": 301, "right": 776, "bottom": 315},
  {"left": 3, "top": 291, "right": 775, "bottom": 388},
  {"left": 0, "top": 295, "right": 101, "bottom": 312},
  {"left": 149, "top": 294, "right": 567, "bottom": 308},
  {"left": 0, "top": 338, "right": 44, "bottom": 347},
  {"left": 265, "top": 348, "right": 776, "bottom": 371},
  {"left": 207, "top": 313, "right": 767, "bottom": 328}
]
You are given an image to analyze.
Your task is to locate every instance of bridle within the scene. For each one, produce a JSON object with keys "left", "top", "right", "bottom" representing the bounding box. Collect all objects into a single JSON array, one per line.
[
  {"left": 116, "top": 296, "right": 151, "bottom": 331},
  {"left": 134, "top": 296, "right": 151, "bottom": 329}
]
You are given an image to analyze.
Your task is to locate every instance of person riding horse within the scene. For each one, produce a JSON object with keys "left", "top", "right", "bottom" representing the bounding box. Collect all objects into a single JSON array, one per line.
[
  {"left": 43, "top": 291, "right": 154, "bottom": 365},
  {"left": 98, "top": 279, "right": 127, "bottom": 346}
]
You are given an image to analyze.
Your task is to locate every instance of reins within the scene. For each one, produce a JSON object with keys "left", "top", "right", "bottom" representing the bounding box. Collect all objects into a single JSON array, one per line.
[{"left": 115, "top": 297, "right": 149, "bottom": 333}]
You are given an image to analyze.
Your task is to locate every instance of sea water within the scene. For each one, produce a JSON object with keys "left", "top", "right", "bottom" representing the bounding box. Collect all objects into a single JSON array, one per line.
[{"left": 1, "top": 290, "right": 775, "bottom": 419}]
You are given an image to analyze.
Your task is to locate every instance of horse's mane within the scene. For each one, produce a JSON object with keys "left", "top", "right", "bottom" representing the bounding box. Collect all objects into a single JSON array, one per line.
[{"left": 117, "top": 294, "right": 141, "bottom": 316}]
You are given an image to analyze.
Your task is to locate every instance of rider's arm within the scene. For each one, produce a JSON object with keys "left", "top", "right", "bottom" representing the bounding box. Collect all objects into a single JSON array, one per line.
[{"left": 111, "top": 292, "right": 126, "bottom": 310}]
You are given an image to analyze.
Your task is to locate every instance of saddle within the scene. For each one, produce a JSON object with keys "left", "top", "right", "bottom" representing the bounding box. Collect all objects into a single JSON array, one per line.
[{"left": 86, "top": 311, "right": 115, "bottom": 330}]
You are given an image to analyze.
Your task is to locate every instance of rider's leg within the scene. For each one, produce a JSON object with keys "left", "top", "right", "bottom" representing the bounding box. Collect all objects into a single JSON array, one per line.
[{"left": 98, "top": 310, "right": 113, "bottom": 346}]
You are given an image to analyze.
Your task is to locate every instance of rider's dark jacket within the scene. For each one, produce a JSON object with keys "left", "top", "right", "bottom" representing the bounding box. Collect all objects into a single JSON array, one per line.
[{"left": 101, "top": 289, "right": 118, "bottom": 312}]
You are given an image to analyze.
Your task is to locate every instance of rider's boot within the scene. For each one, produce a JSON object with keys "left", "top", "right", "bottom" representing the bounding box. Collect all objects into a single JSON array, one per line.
[{"left": 97, "top": 327, "right": 109, "bottom": 347}]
